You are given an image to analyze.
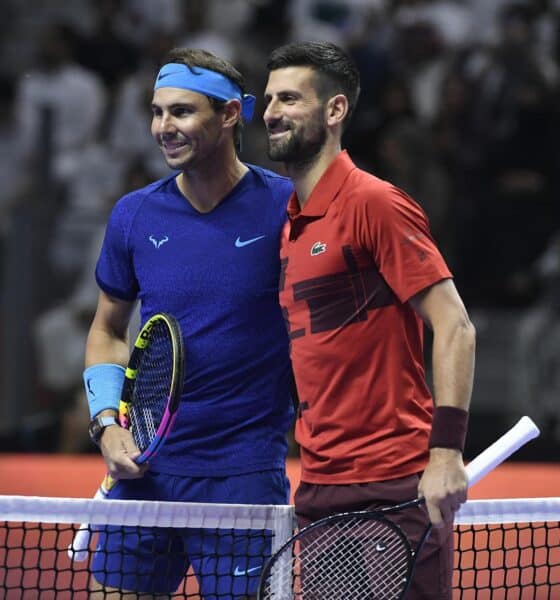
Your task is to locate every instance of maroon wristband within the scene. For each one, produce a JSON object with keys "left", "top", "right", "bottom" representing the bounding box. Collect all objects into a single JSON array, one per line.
[{"left": 428, "top": 406, "right": 469, "bottom": 452}]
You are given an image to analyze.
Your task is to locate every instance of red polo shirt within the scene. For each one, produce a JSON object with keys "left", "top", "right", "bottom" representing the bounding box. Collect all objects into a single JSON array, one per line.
[{"left": 280, "top": 151, "right": 452, "bottom": 484}]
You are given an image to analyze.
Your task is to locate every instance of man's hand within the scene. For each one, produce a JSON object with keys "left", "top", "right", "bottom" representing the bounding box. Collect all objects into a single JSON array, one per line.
[
  {"left": 418, "top": 447, "right": 467, "bottom": 527},
  {"left": 99, "top": 425, "right": 148, "bottom": 481}
]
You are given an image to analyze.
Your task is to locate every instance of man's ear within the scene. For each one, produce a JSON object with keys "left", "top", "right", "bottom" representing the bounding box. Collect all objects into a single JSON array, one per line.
[
  {"left": 326, "top": 94, "right": 348, "bottom": 127},
  {"left": 222, "top": 99, "right": 242, "bottom": 129}
]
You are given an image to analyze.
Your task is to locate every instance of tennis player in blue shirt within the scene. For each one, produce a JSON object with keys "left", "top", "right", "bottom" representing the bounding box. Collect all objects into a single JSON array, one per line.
[{"left": 83, "top": 48, "right": 294, "bottom": 599}]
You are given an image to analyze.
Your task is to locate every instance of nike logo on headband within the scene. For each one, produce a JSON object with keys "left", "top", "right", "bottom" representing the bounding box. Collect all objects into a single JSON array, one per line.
[{"left": 157, "top": 71, "right": 177, "bottom": 81}]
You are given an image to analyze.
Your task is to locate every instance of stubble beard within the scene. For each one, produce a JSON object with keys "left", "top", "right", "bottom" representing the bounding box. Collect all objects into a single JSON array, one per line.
[{"left": 267, "top": 117, "right": 327, "bottom": 169}]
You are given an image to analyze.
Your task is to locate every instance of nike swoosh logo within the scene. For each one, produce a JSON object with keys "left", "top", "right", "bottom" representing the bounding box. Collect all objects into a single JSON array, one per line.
[
  {"left": 375, "top": 542, "right": 387, "bottom": 552},
  {"left": 86, "top": 379, "right": 94, "bottom": 396},
  {"left": 235, "top": 235, "right": 266, "bottom": 248},
  {"left": 233, "top": 565, "right": 262, "bottom": 576},
  {"left": 157, "top": 72, "right": 176, "bottom": 81}
]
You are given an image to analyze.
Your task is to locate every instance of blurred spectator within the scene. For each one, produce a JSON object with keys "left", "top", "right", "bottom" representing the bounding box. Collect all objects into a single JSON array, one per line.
[
  {"left": 15, "top": 23, "right": 107, "bottom": 184},
  {"left": 111, "top": 0, "right": 185, "bottom": 47},
  {"left": 344, "top": 6, "right": 395, "bottom": 156},
  {"left": 47, "top": 143, "right": 125, "bottom": 285},
  {"left": 73, "top": 0, "right": 140, "bottom": 90},
  {"left": 290, "top": 0, "right": 384, "bottom": 47},
  {"left": 392, "top": 18, "right": 449, "bottom": 123},
  {"left": 348, "top": 76, "right": 415, "bottom": 168},
  {"left": 468, "top": 0, "right": 517, "bottom": 45},
  {"left": 177, "top": 0, "right": 256, "bottom": 62},
  {"left": 431, "top": 64, "right": 481, "bottom": 278},
  {"left": 512, "top": 231, "right": 560, "bottom": 441},
  {"left": 34, "top": 159, "right": 152, "bottom": 453},
  {"left": 467, "top": 2, "right": 560, "bottom": 306},
  {"left": 0, "top": 0, "right": 95, "bottom": 73},
  {"left": 390, "top": 0, "right": 474, "bottom": 50},
  {"left": 108, "top": 30, "right": 177, "bottom": 179},
  {"left": 0, "top": 78, "right": 29, "bottom": 244},
  {"left": 34, "top": 219, "right": 103, "bottom": 453}
]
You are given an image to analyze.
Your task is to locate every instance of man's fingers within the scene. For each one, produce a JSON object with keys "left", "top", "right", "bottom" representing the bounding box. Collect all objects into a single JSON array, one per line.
[
  {"left": 117, "top": 432, "right": 145, "bottom": 462},
  {"left": 439, "top": 503, "right": 456, "bottom": 525},
  {"left": 108, "top": 457, "right": 147, "bottom": 480},
  {"left": 122, "top": 442, "right": 141, "bottom": 460},
  {"left": 426, "top": 492, "right": 465, "bottom": 527},
  {"left": 425, "top": 500, "right": 444, "bottom": 528}
]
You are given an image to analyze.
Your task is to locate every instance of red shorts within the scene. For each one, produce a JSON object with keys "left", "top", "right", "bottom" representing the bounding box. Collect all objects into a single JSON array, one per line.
[{"left": 295, "top": 474, "right": 453, "bottom": 600}]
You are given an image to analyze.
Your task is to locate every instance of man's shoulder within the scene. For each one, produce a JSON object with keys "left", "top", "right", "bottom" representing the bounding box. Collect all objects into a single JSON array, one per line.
[
  {"left": 109, "top": 173, "right": 176, "bottom": 225},
  {"left": 247, "top": 163, "right": 289, "bottom": 181},
  {"left": 348, "top": 165, "right": 390, "bottom": 191},
  {"left": 341, "top": 166, "right": 395, "bottom": 207},
  {"left": 243, "top": 164, "right": 293, "bottom": 210},
  {"left": 246, "top": 164, "right": 293, "bottom": 190},
  {"left": 343, "top": 167, "right": 428, "bottom": 224},
  {"left": 115, "top": 173, "right": 176, "bottom": 206}
]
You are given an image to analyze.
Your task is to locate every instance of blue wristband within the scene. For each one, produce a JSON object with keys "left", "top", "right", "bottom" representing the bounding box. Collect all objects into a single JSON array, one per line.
[{"left": 83, "top": 364, "right": 126, "bottom": 418}]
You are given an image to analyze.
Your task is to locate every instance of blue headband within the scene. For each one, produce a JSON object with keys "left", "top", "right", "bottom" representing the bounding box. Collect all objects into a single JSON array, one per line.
[{"left": 154, "top": 63, "right": 255, "bottom": 122}]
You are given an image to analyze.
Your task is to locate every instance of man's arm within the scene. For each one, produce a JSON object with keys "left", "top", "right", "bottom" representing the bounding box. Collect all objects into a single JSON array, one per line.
[
  {"left": 409, "top": 278, "right": 476, "bottom": 527},
  {"left": 86, "top": 290, "right": 147, "bottom": 480}
]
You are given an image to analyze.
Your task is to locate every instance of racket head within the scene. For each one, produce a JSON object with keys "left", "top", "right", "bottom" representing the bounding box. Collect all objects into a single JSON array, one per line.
[
  {"left": 258, "top": 507, "right": 419, "bottom": 600},
  {"left": 119, "top": 313, "right": 185, "bottom": 463}
]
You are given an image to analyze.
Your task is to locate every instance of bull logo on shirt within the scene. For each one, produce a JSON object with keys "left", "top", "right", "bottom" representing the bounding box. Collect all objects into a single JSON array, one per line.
[{"left": 149, "top": 235, "right": 169, "bottom": 249}]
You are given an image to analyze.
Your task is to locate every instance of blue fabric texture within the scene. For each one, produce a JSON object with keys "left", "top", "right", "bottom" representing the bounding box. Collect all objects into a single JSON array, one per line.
[{"left": 95, "top": 166, "right": 294, "bottom": 476}]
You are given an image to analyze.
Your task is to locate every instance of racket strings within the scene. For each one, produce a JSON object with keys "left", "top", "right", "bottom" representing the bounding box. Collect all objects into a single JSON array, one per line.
[
  {"left": 129, "top": 323, "right": 174, "bottom": 452},
  {"left": 266, "top": 517, "right": 410, "bottom": 599}
]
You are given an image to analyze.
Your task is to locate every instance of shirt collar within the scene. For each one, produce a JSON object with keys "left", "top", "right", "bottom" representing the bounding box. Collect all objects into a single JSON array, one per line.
[{"left": 287, "top": 150, "right": 356, "bottom": 219}]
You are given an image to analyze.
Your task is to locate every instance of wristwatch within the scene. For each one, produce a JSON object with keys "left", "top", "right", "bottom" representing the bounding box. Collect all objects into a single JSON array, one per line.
[{"left": 88, "top": 415, "right": 119, "bottom": 446}]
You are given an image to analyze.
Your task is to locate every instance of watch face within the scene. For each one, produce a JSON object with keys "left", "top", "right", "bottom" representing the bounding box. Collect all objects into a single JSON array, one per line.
[
  {"left": 89, "top": 417, "right": 117, "bottom": 444},
  {"left": 88, "top": 419, "right": 102, "bottom": 442}
]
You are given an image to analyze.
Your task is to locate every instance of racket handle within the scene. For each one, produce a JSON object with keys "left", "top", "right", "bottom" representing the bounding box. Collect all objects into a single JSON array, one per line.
[
  {"left": 465, "top": 416, "right": 540, "bottom": 487},
  {"left": 67, "top": 485, "right": 109, "bottom": 562}
]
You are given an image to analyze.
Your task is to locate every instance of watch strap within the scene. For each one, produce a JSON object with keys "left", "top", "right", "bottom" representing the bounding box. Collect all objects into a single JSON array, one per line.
[{"left": 89, "top": 415, "right": 119, "bottom": 445}]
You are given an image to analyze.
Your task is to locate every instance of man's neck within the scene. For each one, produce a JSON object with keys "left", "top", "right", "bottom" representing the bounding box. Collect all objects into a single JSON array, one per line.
[
  {"left": 177, "top": 149, "right": 248, "bottom": 213},
  {"left": 285, "top": 141, "right": 342, "bottom": 210}
]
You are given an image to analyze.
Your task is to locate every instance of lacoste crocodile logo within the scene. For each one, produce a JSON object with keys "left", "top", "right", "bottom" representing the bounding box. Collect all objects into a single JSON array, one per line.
[{"left": 310, "top": 241, "right": 327, "bottom": 256}]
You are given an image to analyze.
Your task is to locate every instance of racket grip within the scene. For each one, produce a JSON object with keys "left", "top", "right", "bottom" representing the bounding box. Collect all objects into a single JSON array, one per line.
[
  {"left": 67, "top": 486, "right": 108, "bottom": 562},
  {"left": 465, "top": 416, "right": 540, "bottom": 487}
]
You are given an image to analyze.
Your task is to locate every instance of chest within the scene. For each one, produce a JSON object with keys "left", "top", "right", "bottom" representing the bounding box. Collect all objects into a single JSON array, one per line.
[
  {"left": 280, "top": 210, "right": 375, "bottom": 289},
  {"left": 130, "top": 202, "right": 282, "bottom": 306}
]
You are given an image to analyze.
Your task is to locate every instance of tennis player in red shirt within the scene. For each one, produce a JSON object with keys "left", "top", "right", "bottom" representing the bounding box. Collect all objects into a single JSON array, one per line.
[{"left": 263, "top": 41, "right": 476, "bottom": 599}]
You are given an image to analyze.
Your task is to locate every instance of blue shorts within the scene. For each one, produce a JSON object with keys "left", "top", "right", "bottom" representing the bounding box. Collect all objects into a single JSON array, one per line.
[{"left": 91, "top": 469, "right": 290, "bottom": 598}]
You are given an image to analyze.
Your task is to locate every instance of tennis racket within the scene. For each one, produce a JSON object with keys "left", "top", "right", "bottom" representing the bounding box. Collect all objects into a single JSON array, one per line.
[
  {"left": 68, "top": 312, "right": 185, "bottom": 562},
  {"left": 257, "top": 416, "right": 540, "bottom": 600}
]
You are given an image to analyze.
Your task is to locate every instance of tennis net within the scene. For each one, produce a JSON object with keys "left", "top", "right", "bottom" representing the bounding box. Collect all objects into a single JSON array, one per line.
[
  {"left": 454, "top": 497, "right": 560, "bottom": 599},
  {"left": 0, "top": 495, "right": 294, "bottom": 598},
  {"left": 0, "top": 495, "right": 558, "bottom": 598}
]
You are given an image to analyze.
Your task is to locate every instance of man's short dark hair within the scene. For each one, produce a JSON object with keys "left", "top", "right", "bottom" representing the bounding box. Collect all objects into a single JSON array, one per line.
[
  {"left": 162, "top": 48, "right": 246, "bottom": 147},
  {"left": 267, "top": 41, "right": 361, "bottom": 125}
]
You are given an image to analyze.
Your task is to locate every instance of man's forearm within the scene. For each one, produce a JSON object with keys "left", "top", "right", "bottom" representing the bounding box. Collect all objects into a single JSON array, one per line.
[{"left": 429, "top": 314, "right": 475, "bottom": 451}]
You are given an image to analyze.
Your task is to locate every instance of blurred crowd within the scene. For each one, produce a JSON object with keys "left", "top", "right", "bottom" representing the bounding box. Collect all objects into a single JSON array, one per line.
[{"left": 0, "top": 0, "right": 559, "bottom": 452}]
